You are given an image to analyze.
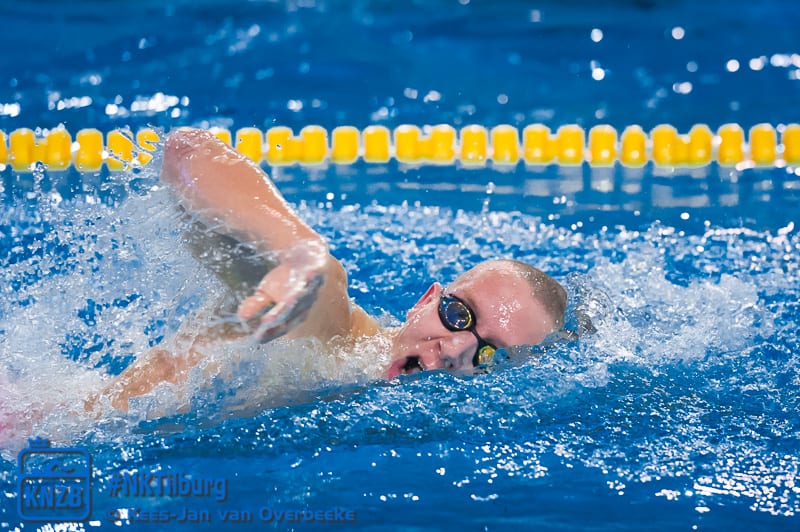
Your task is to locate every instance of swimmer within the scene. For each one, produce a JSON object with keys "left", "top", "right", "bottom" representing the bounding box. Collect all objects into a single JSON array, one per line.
[{"left": 97, "top": 128, "right": 570, "bottom": 411}]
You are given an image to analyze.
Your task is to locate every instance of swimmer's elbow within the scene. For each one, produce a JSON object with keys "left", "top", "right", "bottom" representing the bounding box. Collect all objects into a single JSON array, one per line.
[{"left": 161, "top": 128, "right": 215, "bottom": 186}]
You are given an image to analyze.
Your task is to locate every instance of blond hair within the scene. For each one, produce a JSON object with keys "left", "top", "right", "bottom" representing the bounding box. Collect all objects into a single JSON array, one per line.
[
  {"left": 505, "top": 260, "right": 567, "bottom": 327},
  {"left": 467, "top": 259, "right": 567, "bottom": 328}
]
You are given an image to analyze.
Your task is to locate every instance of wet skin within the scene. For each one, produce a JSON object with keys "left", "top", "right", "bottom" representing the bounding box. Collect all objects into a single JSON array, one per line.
[{"left": 387, "top": 262, "right": 558, "bottom": 378}]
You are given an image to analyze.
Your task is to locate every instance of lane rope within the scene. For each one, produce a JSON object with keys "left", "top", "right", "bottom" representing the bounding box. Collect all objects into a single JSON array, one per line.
[{"left": 0, "top": 123, "right": 798, "bottom": 172}]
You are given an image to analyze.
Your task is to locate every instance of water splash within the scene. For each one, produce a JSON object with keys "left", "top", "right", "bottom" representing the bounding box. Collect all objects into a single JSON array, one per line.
[{"left": 1, "top": 171, "right": 798, "bottom": 520}]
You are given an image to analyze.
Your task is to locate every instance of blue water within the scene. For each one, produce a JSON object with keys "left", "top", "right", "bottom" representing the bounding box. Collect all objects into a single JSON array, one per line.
[{"left": 1, "top": 0, "right": 800, "bottom": 530}]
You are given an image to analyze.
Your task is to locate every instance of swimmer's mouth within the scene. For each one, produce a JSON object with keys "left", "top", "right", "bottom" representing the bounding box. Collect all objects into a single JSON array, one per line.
[
  {"left": 402, "top": 356, "right": 424, "bottom": 374},
  {"left": 388, "top": 356, "right": 424, "bottom": 379}
]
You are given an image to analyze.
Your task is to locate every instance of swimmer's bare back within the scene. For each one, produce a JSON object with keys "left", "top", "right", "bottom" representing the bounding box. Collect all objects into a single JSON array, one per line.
[{"left": 93, "top": 128, "right": 379, "bottom": 412}]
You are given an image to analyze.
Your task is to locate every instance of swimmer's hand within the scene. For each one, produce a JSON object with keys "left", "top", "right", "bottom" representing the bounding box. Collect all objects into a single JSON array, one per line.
[{"left": 237, "top": 239, "right": 328, "bottom": 343}]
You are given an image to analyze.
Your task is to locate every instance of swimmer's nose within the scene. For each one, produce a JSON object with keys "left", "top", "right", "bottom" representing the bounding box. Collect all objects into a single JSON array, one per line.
[
  {"left": 437, "top": 335, "right": 477, "bottom": 372},
  {"left": 440, "top": 354, "right": 472, "bottom": 372},
  {"left": 441, "top": 356, "right": 458, "bottom": 371}
]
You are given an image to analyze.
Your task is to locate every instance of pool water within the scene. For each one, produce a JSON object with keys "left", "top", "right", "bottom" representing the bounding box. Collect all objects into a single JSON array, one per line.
[{"left": 2, "top": 0, "right": 800, "bottom": 530}]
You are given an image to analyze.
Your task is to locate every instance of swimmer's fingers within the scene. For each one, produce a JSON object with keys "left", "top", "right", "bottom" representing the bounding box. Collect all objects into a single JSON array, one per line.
[
  {"left": 237, "top": 242, "right": 327, "bottom": 323},
  {"left": 241, "top": 273, "right": 325, "bottom": 343},
  {"left": 236, "top": 270, "right": 316, "bottom": 323},
  {"left": 236, "top": 260, "right": 297, "bottom": 323},
  {"left": 238, "top": 291, "right": 276, "bottom": 324},
  {"left": 252, "top": 304, "right": 312, "bottom": 343}
]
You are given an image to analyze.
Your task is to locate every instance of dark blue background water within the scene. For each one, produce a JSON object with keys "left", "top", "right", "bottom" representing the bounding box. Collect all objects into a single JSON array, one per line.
[
  {"left": 1, "top": 1, "right": 799, "bottom": 530},
  {"left": 2, "top": 0, "right": 800, "bottom": 133},
  {"left": 2, "top": 0, "right": 799, "bottom": 231}
]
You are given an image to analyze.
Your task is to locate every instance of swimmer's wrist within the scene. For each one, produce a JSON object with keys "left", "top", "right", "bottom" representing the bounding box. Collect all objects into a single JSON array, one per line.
[{"left": 277, "top": 238, "right": 329, "bottom": 267}]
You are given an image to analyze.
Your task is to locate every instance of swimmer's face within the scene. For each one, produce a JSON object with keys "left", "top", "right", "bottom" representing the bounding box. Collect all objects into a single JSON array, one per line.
[{"left": 387, "top": 262, "right": 558, "bottom": 379}]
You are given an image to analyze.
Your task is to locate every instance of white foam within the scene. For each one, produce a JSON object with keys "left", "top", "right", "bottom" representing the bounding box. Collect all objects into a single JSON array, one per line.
[{"left": 1, "top": 185, "right": 795, "bottom": 454}]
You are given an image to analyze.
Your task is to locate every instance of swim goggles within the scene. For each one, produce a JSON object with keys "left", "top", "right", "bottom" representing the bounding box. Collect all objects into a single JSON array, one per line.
[{"left": 438, "top": 294, "right": 498, "bottom": 368}]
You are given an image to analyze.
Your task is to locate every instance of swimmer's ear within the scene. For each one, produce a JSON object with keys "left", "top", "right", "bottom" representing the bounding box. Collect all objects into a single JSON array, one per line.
[{"left": 406, "top": 282, "right": 441, "bottom": 318}]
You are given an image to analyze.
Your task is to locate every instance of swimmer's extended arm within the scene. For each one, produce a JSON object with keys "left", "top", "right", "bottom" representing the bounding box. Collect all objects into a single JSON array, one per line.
[
  {"left": 90, "top": 129, "right": 371, "bottom": 413},
  {"left": 162, "top": 128, "right": 320, "bottom": 254},
  {"left": 162, "top": 128, "right": 353, "bottom": 343}
]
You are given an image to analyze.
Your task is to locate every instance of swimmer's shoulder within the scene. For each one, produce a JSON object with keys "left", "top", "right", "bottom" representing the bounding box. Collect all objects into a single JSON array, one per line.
[{"left": 349, "top": 304, "right": 381, "bottom": 338}]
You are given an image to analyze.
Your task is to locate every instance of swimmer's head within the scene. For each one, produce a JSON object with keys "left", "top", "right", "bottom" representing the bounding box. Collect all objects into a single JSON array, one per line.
[{"left": 387, "top": 259, "right": 567, "bottom": 379}]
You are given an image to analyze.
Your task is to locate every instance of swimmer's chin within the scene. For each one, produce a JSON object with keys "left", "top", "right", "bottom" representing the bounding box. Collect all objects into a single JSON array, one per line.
[{"left": 387, "top": 355, "right": 424, "bottom": 380}]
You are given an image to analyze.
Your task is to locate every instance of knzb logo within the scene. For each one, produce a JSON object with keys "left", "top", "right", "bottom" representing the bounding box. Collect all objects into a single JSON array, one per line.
[{"left": 17, "top": 437, "right": 92, "bottom": 521}]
